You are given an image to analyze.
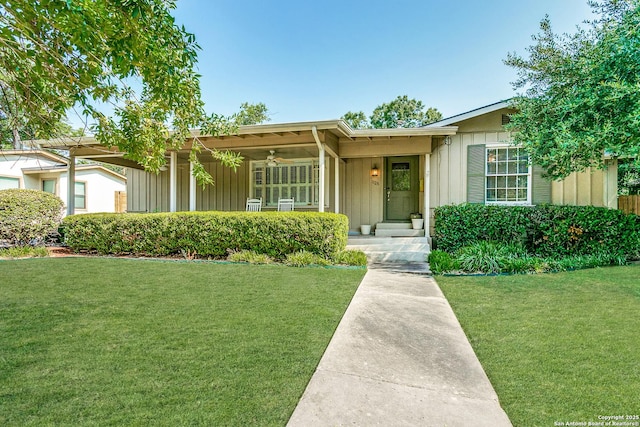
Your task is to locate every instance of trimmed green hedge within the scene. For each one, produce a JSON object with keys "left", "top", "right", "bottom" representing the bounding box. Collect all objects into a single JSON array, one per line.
[
  {"left": 0, "top": 189, "right": 64, "bottom": 246},
  {"left": 434, "top": 204, "right": 640, "bottom": 259},
  {"left": 62, "top": 211, "right": 349, "bottom": 259}
]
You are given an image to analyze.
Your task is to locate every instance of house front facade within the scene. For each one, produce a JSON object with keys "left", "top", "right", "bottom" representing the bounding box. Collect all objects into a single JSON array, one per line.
[
  {"left": 0, "top": 150, "right": 127, "bottom": 214},
  {"left": 41, "top": 101, "right": 618, "bottom": 237}
]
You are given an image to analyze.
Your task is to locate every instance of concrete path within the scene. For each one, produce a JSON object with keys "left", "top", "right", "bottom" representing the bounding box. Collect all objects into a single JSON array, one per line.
[{"left": 287, "top": 266, "right": 512, "bottom": 427}]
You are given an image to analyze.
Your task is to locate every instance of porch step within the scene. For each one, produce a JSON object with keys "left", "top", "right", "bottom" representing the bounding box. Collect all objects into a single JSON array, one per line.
[
  {"left": 374, "top": 222, "right": 425, "bottom": 237},
  {"left": 347, "top": 236, "right": 430, "bottom": 263}
]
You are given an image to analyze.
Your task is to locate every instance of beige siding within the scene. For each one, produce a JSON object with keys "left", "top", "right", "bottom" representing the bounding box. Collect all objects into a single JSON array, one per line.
[
  {"left": 551, "top": 162, "right": 617, "bottom": 208},
  {"left": 344, "top": 157, "right": 384, "bottom": 232}
]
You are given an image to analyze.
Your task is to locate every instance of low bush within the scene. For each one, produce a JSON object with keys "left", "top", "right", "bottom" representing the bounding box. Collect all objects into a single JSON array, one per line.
[
  {"left": 428, "top": 250, "right": 460, "bottom": 274},
  {"left": 0, "top": 189, "right": 64, "bottom": 246},
  {"left": 227, "top": 250, "right": 273, "bottom": 264},
  {"left": 333, "top": 249, "right": 367, "bottom": 267},
  {"left": 434, "top": 203, "right": 640, "bottom": 260},
  {"left": 0, "top": 245, "right": 49, "bottom": 259},
  {"left": 62, "top": 211, "right": 348, "bottom": 260},
  {"left": 285, "top": 250, "right": 331, "bottom": 267}
]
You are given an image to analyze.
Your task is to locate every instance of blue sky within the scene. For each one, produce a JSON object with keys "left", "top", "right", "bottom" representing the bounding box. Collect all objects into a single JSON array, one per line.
[{"left": 80, "top": 1, "right": 597, "bottom": 127}]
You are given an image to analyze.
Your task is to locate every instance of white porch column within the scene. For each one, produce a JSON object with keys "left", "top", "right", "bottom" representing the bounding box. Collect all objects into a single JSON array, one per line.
[
  {"left": 189, "top": 161, "right": 197, "bottom": 211},
  {"left": 318, "top": 144, "right": 325, "bottom": 212},
  {"left": 334, "top": 156, "right": 340, "bottom": 213},
  {"left": 424, "top": 153, "right": 431, "bottom": 243},
  {"left": 169, "top": 151, "right": 177, "bottom": 212},
  {"left": 66, "top": 155, "right": 76, "bottom": 216}
]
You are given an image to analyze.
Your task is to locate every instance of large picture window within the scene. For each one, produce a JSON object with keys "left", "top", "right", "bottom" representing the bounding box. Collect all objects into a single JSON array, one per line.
[
  {"left": 251, "top": 160, "right": 321, "bottom": 207},
  {"left": 486, "top": 146, "right": 530, "bottom": 204}
]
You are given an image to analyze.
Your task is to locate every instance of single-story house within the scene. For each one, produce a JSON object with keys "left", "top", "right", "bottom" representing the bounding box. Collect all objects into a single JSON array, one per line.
[
  {"left": 0, "top": 149, "right": 127, "bottom": 214},
  {"left": 39, "top": 100, "right": 618, "bottom": 237}
]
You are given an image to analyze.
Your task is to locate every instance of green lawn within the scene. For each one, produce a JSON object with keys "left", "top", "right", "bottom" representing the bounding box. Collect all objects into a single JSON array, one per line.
[
  {"left": 437, "top": 265, "right": 640, "bottom": 427},
  {"left": 0, "top": 258, "right": 365, "bottom": 426}
]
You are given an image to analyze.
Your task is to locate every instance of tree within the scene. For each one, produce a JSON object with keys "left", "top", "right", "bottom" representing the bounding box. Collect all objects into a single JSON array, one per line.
[
  {"left": 341, "top": 111, "right": 370, "bottom": 129},
  {"left": 504, "top": 0, "right": 640, "bottom": 179},
  {"left": 235, "top": 102, "right": 270, "bottom": 125},
  {"left": 369, "top": 95, "right": 442, "bottom": 128},
  {"left": 0, "top": 0, "right": 241, "bottom": 185}
]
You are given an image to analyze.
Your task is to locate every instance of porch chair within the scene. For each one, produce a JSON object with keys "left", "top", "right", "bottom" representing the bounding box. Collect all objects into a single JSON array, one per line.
[
  {"left": 277, "top": 198, "right": 295, "bottom": 212},
  {"left": 246, "top": 198, "right": 262, "bottom": 212}
]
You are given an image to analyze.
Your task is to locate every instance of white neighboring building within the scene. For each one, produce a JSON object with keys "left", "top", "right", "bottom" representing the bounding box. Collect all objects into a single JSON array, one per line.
[{"left": 0, "top": 150, "right": 126, "bottom": 214}]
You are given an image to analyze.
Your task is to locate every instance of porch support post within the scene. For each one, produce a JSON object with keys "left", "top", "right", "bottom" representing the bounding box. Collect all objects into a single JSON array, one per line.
[
  {"left": 311, "top": 126, "right": 325, "bottom": 212},
  {"left": 334, "top": 156, "right": 340, "bottom": 213},
  {"left": 66, "top": 154, "right": 76, "bottom": 216},
  {"left": 424, "top": 153, "right": 431, "bottom": 244},
  {"left": 169, "top": 151, "right": 177, "bottom": 212},
  {"left": 189, "top": 160, "right": 197, "bottom": 211}
]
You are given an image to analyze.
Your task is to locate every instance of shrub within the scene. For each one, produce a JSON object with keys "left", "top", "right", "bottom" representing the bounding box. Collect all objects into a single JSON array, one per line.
[
  {"left": 0, "top": 245, "right": 49, "bottom": 259},
  {"left": 428, "top": 250, "right": 460, "bottom": 274},
  {"left": 285, "top": 250, "right": 330, "bottom": 267},
  {"left": 434, "top": 203, "right": 640, "bottom": 260},
  {"left": 0, "top": 189, "right": 64, "bottom": 246},
  {"left": 333, "top": 250, "right": 367, "bottom": 266},
  {"left": 62, "top": 211, "right": 348, "bottom": 260},
  {"left": 227, "top": 250, "right": 273, "bottom": 264}
]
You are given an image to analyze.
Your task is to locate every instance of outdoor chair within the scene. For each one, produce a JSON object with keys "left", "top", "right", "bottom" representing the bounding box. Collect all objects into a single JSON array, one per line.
[
  {"left": 277, "top": 198, "right": 295, "bottom": 212},
  {"left": 246, "top": 198, "right": 262, "bottom": 212}
]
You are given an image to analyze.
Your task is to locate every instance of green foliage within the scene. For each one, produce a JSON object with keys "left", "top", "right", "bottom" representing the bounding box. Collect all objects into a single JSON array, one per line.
[
  {"left": 618, "top": 158, "right": 640, "bottom": 195},
  {"left": 434, "top": 203, "right": 640, "bottom": 260},
  {"left": 341, "top": 111, "right": 370, "bottom": 129},
  {"left": 0, "top": 0, "right": 240, "bottom": 184},
  {"left": 227, "top": 250, "right": 273, "bottom": 264},
  {"left": 427, "top": 250, "right": 460, "bottom": 274},
  {"left": 332, "top": 249, "right": 367, "bottom": 266},
  {"left": 285, "top": 250, "right": 331, "bottom": 267},
  {"left": 234, "top": 102, "right": 270, "bottom": 125},
  {"left": 505, "top": 0, "right": 640, "bottom": 179},
  {"left": 62, "top": 211, "right": 349, "bottom": 260},
  {"left": 0, "top": 245, "right": 48, "bottom": 258},
  {"left": 0, "top": 189, "right": 64, "bottom": 246},
  {"left": 456, "top": 241, "right": 528, "bottom": 274},
  {"left": 370, "top": 95, "right": 442, "bottom": 128}
]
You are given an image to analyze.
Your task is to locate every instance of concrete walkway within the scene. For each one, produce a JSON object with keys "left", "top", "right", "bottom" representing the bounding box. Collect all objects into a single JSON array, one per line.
[{"left": 287, "top": 266, "right": 512, "bottom": 427}]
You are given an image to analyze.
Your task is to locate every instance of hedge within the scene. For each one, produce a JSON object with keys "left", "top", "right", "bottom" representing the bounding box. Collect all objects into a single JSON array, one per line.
[
  {"left": 62, "top": 211, "right": 349, "bottom": 259},
  {"left": 434, "top": 204, "right": 640, "bottom": 259},
  {"left": 0, "top": 189, "right": 64, "bottom": 246}
]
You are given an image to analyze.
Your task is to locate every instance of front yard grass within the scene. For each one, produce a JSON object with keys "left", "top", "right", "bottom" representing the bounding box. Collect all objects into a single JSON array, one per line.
[
  {"left": 437, "top": 265, "right": 640, "bottom": 426},
  {"left": 0, "top": 258, "right": 365, "bottom": 426}
]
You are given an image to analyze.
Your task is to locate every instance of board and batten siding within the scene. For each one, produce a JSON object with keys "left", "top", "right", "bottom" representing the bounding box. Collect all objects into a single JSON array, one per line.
[
  {"left": 343, "top": 157, "right": 384, "bottom": 232},
  {"left": 429, "top": 131, "right": 617, "bottom": 216}
]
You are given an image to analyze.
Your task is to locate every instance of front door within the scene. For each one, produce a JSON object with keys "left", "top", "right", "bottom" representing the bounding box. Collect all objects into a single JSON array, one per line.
[{"left": 385, "top": 156, "right": 419, "bottom": 221}]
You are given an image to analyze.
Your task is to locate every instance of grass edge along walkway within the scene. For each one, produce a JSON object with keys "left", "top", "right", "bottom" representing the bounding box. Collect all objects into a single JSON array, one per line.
[
  {"left": 437, "top": 265, "right": 640, "bottom": 427},
  {"left": 0, "top": 258, "right": 365, "bottom": 426}
]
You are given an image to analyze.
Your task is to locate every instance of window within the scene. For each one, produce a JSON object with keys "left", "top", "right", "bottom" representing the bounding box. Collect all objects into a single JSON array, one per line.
[
  {"left": 74, "top": 181, "right": 86, "bottom": 209},
  {"left": 251, "top": 160, "right": 320, "bottom": 206},
  {"left": 486, "top": 146, "right": 530, "bottom": 204},
  {"left": 0, "top": 176, "right": 20, "bottom": 190},
  {"left": 42, "top": 179, "right": 56, "bottom": 194}
]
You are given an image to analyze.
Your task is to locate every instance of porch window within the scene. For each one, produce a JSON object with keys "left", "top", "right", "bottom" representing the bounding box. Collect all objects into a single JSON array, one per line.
[
  {"left": 251, "top": 160, "right": 320, "bottom": 207},
  {"left": 486, "top": 146, "right": 531, "bottom": 204}
]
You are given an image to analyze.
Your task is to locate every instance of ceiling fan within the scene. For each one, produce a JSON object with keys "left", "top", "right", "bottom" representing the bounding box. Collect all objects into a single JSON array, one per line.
[{"left": 266, "top": 150, "right": 292, "bottom": 167}]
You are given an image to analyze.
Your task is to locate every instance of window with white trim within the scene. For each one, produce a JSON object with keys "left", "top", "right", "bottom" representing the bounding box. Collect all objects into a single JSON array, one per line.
[
  {"left": 486, "top": 146, "right": 531, "bottom": 204},
  {"left": 251, "top": 160, "right": 321, "bottom": 207},
  {"left": 0, "top": 176, "right": 20, "bottom": 190},
  {"left": 74, "top": 181, "right": 86, "bottom": 210},
  {"left": 42, "top": 179, "right": 56, "bottom": 194}
]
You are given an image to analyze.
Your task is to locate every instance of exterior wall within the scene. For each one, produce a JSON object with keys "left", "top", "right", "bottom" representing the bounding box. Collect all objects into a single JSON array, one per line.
[
  {"left": 126, "top": 156, "right": 339, "bottom": 213},
  {"left": 550, "top": 160, "right": 618, "bottom": 208},
  {"left": 343, "top": 157, "right": 384, "bottom": 232},
  {"left": 0, "top": 154, "right": 59, "bottom": 188}
]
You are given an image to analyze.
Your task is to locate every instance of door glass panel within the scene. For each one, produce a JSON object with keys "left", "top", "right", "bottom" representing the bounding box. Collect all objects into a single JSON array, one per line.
[{"left": 391, "top": 162, "right": 411, "bottom": 191}]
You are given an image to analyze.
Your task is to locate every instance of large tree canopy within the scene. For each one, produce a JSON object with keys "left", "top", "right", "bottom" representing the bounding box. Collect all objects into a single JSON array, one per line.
[
  {"left": 505, "top": 0, "right": 640, "bottom": 179},
  {"left": 0, "top": 0, "right": 241, "bottom": 185},
  {"left": 234, "top": 102, "right": 270, "bottom": 125},
  {"left": 342, "top": 95, "right": 442, "bottom": 129}
]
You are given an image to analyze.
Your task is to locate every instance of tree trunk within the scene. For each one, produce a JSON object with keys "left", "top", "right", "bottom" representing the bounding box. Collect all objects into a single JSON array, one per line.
[{"left": 12, "top": 127, "right": 21, "bottom": 149}]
